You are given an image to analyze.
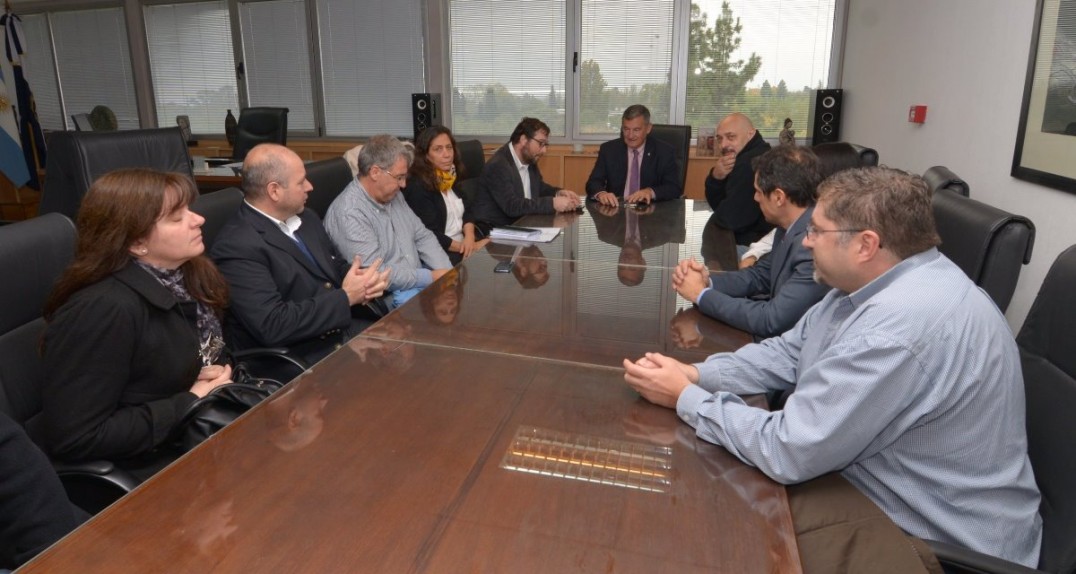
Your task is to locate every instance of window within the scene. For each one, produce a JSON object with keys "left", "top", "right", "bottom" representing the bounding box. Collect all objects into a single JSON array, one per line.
[
  {"left": 145, "top": 2, "right": 240, "bottom": 134},
  {"left": 22, "top": 8, "right": 139, "bottom": 131},
  {"left": 239, "top": 0, "right": 315, "bottom": 132},
  {"left": 448, "top": 0, "right": 567, "bottom": 137},
  {"left": 316, "top": 0, "right": 426, "bottom": 137},
  {"left": 447, "top": 0, "right": 840, "bottom": 139},
  {"left": 686, "top": 0, "right": 836, "bottom": 138},
  {"left": 578, "top": 0, "right": 675, "bottom": 135}
]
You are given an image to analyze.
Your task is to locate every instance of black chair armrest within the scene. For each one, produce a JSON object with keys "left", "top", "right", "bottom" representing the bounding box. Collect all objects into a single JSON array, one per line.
[
  {"left": 52, "top": 460, "right": 141, "bottom": 515},
  {"left": 925, "top": 539, "right": 1042, "bottom": 574}
]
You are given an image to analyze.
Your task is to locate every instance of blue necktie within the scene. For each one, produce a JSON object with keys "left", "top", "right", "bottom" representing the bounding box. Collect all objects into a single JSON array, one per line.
[{"left": 292, "top": 233, "right": 318, "bottom": 267}]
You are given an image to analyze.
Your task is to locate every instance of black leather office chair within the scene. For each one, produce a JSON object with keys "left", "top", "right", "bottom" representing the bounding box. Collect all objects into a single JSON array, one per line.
[
  {"left": 232, "top": 107, "right": 289, "bottom": 163},
  {"left": 649, "top": 123, "right": 691, "bottom": 191},
  {"left": 456, "top": 177, "right": 483, "bottom": 209},
  {"left": 304, "top": 157, "right": 353, "bottom": 220},
  {"left": 928, "top": 244, "right": 1076, "bottom": 574},
  {"left": 0, "top": 214, "right": 140, "bottom": 514},
  {"left": 924, "top": 165, "right": 970, "bottom": 197},
  {"left": 191, "top": 187, "right": 244, "bottom": 249},
  {"left": 40, "top": 127, "right": 192, "bottom": 220},
  {"left": 933, "top": 189, "right": 1034, "bottom": 313},
  {"left": 456, "top": 139, "right": 486, "bottom": 182},
  {"left": 812, "top": 141, "right": 879, "bottom": 174}
]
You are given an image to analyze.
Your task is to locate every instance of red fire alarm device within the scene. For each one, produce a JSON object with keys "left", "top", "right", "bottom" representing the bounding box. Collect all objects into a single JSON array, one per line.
[{"left": 908, "top": 105, "right": 927, "bottom": 123}]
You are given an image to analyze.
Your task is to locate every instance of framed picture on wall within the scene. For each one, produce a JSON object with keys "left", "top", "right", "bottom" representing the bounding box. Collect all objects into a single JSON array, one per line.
[{"left": 1012, "top": 0, "right": 1076, "bottom": 193}]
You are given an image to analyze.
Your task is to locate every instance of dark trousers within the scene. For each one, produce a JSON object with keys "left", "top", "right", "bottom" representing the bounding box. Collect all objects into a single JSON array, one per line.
[{"left": 787, "top": 473, "right": 943, "bottom": 574}]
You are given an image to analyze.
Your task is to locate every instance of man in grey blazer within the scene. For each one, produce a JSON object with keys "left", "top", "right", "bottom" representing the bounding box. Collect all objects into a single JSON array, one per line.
[
  {"left": 673, "top": 146, "right": 830, "bottom": 339},
  {"left": 471, "top": 117, "right": 580, "bottom": 234}
]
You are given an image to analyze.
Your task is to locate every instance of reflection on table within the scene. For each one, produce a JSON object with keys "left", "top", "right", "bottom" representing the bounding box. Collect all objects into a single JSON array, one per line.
[
  {"left": 363, "top": 200, "right": 751, "bottom": 367},
  {"left": 22, "top": 344, "right": 800, "bottom": 573}
]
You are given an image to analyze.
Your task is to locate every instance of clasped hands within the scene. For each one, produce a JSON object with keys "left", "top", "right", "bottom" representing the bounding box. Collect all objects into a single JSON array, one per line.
[
  {"left": 622, "top": 352, "right": 698, "bottom": 409},
  {"left": 553, "top": 189, "right": 582, "bottom": 212},
  {"left": 343, "top": 256, "right": 390, "bottom": 306},
  {"left": 671, "top": 258, "right": 712, "bottom": 304},
  {"left": 594, "top": 188, "right": 654, "bottom": 207},
  {"left": 190, "top": 363, "right": 233, "bottom": 398}
]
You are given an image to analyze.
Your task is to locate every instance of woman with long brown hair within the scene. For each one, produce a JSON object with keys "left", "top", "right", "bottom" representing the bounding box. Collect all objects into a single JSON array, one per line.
[
  {"left": 403, "top": 126, "right": 488, "bottom": 265},
  {"left": 33, "top": 168, "right": 232, "bottom": 474}
]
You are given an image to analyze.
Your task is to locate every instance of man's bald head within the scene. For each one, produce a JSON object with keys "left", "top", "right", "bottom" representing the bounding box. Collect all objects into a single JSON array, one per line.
[
  {"left": 716, "top": 113, "right": 758, "bottom": 157},
  {"left": 241, "top": 143, "right": 299, "bottom": 201}
]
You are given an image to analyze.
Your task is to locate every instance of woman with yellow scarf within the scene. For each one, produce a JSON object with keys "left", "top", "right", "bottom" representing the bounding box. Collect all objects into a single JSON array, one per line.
[{"left": 404, "top": 126, "right": 488, "bottom": 265}]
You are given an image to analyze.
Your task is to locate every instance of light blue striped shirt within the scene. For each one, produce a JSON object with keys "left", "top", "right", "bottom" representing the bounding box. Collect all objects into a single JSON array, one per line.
[
  {"left": 678, "top": 248, "right": 1042, "bottom": 567},
  {"left": 324, "top": 179, "right": 451, "bottom": 292}
]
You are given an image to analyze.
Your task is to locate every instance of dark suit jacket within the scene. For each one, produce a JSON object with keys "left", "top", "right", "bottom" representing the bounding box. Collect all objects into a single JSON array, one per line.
[
  {"left": 210, "top": 203, "right": 373, "bottom": 364},
  {"left": 403, "top": 177, "right": 477, "bottom": 265},
  {"left": 0, "top": 412, "right": 85, "bottom": 569},
  {"left": 471, "top": 143, "right": 560, "bottom": 231},
  {"left": 698, "top": 207, "right": 830, "bottom": 338},
  {"left": 704, "top": 131, "right": 772, "bottom": 244},
  {"left": 585, "top": 136, "right": 682, "bottom": 201}
]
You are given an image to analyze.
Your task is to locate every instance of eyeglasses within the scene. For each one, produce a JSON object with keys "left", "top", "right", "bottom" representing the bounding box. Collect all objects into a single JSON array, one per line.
[
  {"left": 530, "top": 137, "right": 549, "bottom": 149},
  {"left": 377, "top": 166, "right": 408, "bottom": 182},
  {"left": 806, "top": 223, "right": 864, "bottom": 240}
]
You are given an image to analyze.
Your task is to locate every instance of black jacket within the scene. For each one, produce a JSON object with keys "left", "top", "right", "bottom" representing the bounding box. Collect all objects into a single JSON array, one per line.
[
  {"left": 0, "top": 412, "right": 86, "bottom": 569},
  {"left": 33, "top": 263, "right": 201, "bottom": 463},
  {"left": 704, "top": 131, "right": 772, "bottom": 244},
  {"left": 403, "top": 177, "right": 477, "bottom": 265}
]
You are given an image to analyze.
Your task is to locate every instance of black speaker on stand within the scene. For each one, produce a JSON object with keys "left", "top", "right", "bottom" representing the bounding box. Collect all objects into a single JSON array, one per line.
[
  {"left": 411, "top": 93, "right": 442, "bottom": 142},
  {"left": 808, "top": 88, "right": 843, "bottom": 145}
]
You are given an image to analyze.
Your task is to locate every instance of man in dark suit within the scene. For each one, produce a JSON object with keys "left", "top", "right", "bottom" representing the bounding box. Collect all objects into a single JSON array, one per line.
[
  {"left": 674, "top": 145, "right": 830, "bottom": 339},
  {"left": 471, "top": 117, "right": 581, "bottom": 234},
  {"left": 210, "top": 144, "right": 390, "bottom": 365},
  {"left": 585, "top": 104, "right": 682, "bottom": 206},
  {"left": 704, "top": 112, "right": 773, "bottom": 246}
]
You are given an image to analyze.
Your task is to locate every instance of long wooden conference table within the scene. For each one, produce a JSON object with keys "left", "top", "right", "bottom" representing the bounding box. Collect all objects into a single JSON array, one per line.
[{"left": 22, "top": 200, "right": 802, "bottom": 573}]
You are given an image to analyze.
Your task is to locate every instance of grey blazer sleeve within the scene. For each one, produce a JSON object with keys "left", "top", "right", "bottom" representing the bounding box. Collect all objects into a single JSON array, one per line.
[{"left": 698, "top": 241, "right": 830, "bottom": 338}]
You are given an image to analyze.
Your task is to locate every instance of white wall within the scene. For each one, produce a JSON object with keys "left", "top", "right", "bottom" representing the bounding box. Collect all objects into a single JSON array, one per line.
[{"left": 841, "top": 0, "right": 1076, "bottom": 330}]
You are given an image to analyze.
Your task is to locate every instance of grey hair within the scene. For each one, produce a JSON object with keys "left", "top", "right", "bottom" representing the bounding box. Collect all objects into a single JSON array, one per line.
[{"left": 357, "top": 134, "right": 414, "bottom": 177}]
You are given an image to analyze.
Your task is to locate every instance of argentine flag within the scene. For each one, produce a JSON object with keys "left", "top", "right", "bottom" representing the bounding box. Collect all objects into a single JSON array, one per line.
[{"left": 0, "top": 56, "right": 28, "bottom": 188}]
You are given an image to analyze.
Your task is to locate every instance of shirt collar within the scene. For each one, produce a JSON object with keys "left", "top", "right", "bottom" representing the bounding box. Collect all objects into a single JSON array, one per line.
[
  {"left": 846, "top": 248, "right": 940, "bottom": 308},
  {"left": 245, "top": 200, "right": 302, "bottom": 236},
  {"left": 509, "top": 142, "right": 528, "bottom": 172},
  {"left": 356, "top": 179, "right": 390, "bottom": 211}
]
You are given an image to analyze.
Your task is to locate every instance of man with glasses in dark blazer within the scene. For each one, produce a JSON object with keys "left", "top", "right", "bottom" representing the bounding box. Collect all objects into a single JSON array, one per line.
[{"left": 471, "top": 117, "right": 581, "bottom": 234}]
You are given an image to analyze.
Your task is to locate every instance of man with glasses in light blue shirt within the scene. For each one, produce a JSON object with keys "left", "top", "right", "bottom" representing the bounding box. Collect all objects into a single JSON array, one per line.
[
  {"left": 325, "top": 135, "right": 452, "bottom": 309},
  {"left": 624, "top": 167, "right": 1042, "bottom": 570}
]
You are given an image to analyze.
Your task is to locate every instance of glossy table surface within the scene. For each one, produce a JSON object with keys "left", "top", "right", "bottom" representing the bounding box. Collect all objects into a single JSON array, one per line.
[
  {"left": 363, "top": 200, "right": 752, "bottom": 367},
  {"left": 22, "top": 200, "right": 801, "bottom": 573}
]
